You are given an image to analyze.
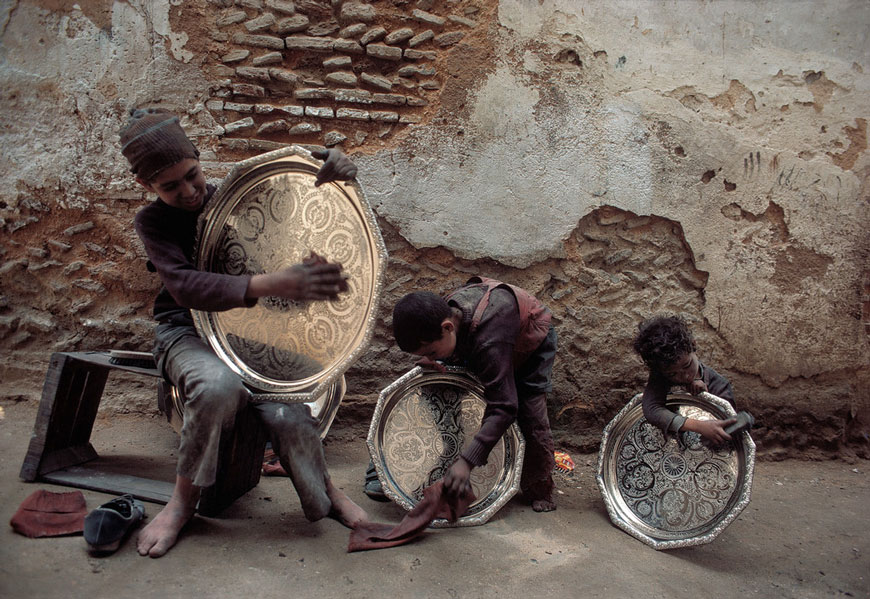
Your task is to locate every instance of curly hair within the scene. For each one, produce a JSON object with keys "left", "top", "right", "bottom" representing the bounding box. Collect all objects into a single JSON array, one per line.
[
  {"left": 392, "top": 291, "right": 452, "bottom": 352},
  {"left": 633, "top": 315, "right": 697, "bottom": 371}
]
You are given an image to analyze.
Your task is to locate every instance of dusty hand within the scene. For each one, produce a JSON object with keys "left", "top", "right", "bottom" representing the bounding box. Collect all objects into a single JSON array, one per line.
[
  {"left": 442, "top": 458, "right": 472, "bottom": 500},
  {"left": 311, "top": 148, "right": 358, "bottom": 187},
  {"left": 689, "top": 418, "right": 736, "bottom": 444},
  {"left": 415, "top": 357, "right": 446, "bottom": 373},
  {"left": 688, "top": 378, "right": 708, "bottom": 395},
  {"left": 270, "top": 260, "right": 347, "bottom": 300}
]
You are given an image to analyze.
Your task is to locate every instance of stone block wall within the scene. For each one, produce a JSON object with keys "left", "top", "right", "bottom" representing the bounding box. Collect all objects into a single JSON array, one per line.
[
  {"left": 177, "top": 0, "right": 483, "bottom": 154},
  {"left": 1, "top": 0, "right": 868, "bottom": 459}
]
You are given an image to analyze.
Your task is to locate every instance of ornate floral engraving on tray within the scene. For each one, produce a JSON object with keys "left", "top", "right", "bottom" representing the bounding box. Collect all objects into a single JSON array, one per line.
[
  {"left": 368, "top": 367, "right": 525, "bottom": 527},
  {"left": 193, "top": 146, "right": 387, "bottom": 398},
  {"left": 383, "top": 385, "right": 508, "bottom": 506},
  {"left": 212, "top": 174, "right": 370, "bottom": 367},
  {"left": 597, "top": 392, "right": 755, "bottom": 549}
]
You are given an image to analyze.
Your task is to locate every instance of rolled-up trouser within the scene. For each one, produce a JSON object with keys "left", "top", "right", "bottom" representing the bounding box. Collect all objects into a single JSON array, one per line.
[
  {"left": 514, "top": 326, "right": 557, "bottom": 502},
  {"left": 158, "top": 327, "right": 331, "bottom": 521}
]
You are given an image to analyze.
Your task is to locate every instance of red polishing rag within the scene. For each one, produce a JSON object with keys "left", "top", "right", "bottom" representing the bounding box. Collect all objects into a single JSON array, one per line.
[{"left": 348, "top": 481, "right": 475, "bottom": 552}]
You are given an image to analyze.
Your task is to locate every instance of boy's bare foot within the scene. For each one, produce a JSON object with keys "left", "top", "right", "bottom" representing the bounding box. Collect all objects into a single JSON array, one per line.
[
  {"left": 326, "top": 478, "right": 369, "bottom": 529},
  {"left": 137, "top": 503, "right": 194, "bottom": 557},
  {"left": 532, "top": 498, "right": 557, "bottom": 513},
  {"left": 137, "top": 476, "right": 199, "bottom": 558}
]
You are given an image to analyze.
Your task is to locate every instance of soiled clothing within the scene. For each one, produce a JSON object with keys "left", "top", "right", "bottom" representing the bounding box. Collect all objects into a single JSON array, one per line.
[
  {"left": 136, "top": 187, "right": 331, "bottom": 521},
  {"left": 641, "top": 361, "right": 735, "bottom": 435},
  {"left": 445, "top": 284, "right": 557, "bottom": 501},
  {"left": 157, "top": 330, "right": 331, "bottom": 520},
  {"left": 133, "top": 185, "right": 255, "bottom": 368}
]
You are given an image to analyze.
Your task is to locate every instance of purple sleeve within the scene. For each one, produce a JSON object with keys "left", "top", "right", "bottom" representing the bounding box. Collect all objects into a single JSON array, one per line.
[
  {"left": 135, "top": 207, "right": 254, "bottom": 312},
  {"left": 702, "top": 363, "right": 735, "bottom": 407},
  {"left": 641, "top": 372, "right": 686, "bottom": 434},
  {"left": 460, "top": 291, "right": 522, "bottom": 467}
]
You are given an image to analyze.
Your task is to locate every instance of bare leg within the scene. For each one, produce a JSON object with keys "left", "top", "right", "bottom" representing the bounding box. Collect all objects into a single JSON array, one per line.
[
  {"left": 325, "top": 477, "right": 369, "bottom": 529},
  {"left": 137, "top": 475, "right": 199, "bottom": 558}
]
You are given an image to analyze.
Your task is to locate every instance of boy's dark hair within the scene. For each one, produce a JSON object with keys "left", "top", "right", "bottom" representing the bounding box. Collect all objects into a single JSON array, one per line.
[
  {"left": 633, "top": 315, "right": 697, "bottom": 371},
  {"left": 392, "top": 291, "right": 452, "bottom": 352}
]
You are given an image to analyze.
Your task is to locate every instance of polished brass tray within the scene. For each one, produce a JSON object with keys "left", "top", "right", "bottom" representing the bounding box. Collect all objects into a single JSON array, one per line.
[
  {"left": 367, "top": 366, "right": 525, "bottom": 527},
  {"left": 192, "top": 146, "right": 387, "bottom": 402},
  {"left": 596, "top": 391, "right": 755, "bottom": 549}
]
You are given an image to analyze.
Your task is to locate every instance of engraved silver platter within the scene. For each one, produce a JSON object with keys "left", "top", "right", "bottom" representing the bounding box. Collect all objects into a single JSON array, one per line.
[
  {"left": 192, "top": 146, "right": 388, "bottom": 405},
  {"left": 596, "top": 391, "right": 755, "bottom": 550},
  {"left": 367, "top": 366, "right": 525, "bottom": 528}
]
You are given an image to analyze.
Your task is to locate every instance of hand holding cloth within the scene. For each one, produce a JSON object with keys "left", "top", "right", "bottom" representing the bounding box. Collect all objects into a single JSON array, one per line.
[{"left": 348, "top": 481, "right": 475, "bottom": 552}]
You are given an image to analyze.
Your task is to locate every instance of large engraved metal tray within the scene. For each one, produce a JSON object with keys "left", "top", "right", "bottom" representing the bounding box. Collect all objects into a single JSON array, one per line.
[
  {"left": 193, "top": 146, "right": 387, "bottom": 402},
  {"left": 367, "top": 366, "right": 525, "bottom": 527},
  {"left": 597, "top": 391, "right": 755, "bottom": 550}
]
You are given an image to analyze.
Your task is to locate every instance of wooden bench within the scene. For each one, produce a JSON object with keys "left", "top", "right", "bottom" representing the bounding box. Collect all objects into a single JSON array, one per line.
[{"left": 19, "top": 351, "right": 269, "bottom": 517}]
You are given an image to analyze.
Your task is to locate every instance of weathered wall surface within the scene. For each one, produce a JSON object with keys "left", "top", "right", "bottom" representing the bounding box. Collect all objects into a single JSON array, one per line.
[{"left": 1, "top": 0, "right": 868, "bottom": 458}]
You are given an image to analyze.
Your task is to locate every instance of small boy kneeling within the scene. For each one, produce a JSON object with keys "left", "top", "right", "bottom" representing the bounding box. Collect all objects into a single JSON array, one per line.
[{"left": 633, "top": 315, "right": 737, "bottom": 443}]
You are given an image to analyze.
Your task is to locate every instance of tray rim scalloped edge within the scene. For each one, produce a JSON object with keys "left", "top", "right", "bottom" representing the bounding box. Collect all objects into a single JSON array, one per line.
[
  {"left": 191, "top": 145, "right": 388, "bottom": 401},
  {"left": 367, "top": 365, "right": 526, "bottom": 528},
  {"left": 595, "top": 390, "right": 756, "bottom": 550}
]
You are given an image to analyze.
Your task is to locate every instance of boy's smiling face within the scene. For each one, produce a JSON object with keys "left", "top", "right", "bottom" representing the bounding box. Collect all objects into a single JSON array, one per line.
[
  {"left": 661, "top": 351, "right": 700, "bottom": 386},
  {"left": 137, "top": 158, "right": 206, "bottom": 212}
]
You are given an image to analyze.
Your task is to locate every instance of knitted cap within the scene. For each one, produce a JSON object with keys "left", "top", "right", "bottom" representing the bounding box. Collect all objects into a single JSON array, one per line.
[{"left": 119, "top": 108, "right": 199, "bottom": 181}]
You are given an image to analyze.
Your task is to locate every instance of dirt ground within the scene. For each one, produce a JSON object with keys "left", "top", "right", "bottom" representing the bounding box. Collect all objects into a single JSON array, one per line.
[{"left": 0, "top": 398, "right": 868, "bottom": 599}]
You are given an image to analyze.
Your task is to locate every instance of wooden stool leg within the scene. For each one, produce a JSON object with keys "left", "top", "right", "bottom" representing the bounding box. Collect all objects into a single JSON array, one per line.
[
  {"left": 20, "top": 353, "right": 109, "bottom": 481},
  {"left": 198, "top": 404, "right": 269, "bottom": 517}
]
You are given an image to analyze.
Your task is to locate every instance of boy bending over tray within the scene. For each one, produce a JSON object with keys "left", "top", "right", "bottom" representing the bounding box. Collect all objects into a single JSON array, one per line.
[
  {"left": 120, "top": 107, "right": 368, "bottom": 557},
  {"left": 391, "top": 277, "right": 558, "bottom": 512}
]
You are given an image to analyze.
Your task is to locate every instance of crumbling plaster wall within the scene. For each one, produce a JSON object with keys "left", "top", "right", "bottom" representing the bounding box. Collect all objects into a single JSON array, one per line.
[{"left": 0, "top": 0, "right": 867, "bottom": 458}]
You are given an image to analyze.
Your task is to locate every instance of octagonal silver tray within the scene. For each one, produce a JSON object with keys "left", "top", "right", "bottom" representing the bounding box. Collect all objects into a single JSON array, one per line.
[
  {"left": 367, "top": 366, "right": 525, "bottom": 527},
  {"left": 596, "top": 391, "right": 755, "bottom": 550},
  {"left": 192, "top": 145, "right": 387, "bottom": 405}
]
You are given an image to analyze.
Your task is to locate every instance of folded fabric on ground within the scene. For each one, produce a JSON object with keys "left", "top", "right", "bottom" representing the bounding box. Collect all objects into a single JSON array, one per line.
[
  {"left": 10, "top": 490, "right": 88, "bottom": 538},
  {"left": 348, "top": 481, "right": 475, "bottom": 552}
]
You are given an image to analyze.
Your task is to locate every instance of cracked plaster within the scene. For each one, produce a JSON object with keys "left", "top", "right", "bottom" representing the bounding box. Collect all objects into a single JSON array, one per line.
[
  {"left": 356, "top": 0, "right": 870, "bottom": 386},
  {"left": 0, "top": 0, "right": 868, "bottom": 455}
]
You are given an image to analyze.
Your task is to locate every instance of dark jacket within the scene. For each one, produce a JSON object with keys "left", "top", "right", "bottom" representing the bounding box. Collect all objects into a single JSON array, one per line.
[{"left": 445, "top": 278, "right": 553, "bottom": 466}]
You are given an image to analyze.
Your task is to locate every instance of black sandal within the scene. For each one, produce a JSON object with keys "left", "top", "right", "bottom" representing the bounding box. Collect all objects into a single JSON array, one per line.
[{"left": 364, "top": 460, "right": 390, "bottom": 502}]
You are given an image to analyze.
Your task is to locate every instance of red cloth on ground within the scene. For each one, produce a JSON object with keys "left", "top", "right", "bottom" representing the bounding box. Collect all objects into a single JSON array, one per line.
[
  {"left": 348, "top": 481, "right": 475, "bottom": 552},
  {"left": 10, "top": 490, "right": 87, "bottom": 538}
]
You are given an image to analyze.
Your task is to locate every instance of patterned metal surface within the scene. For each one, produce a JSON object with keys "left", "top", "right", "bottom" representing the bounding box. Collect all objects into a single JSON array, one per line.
[
  {"left": 368, "top": 366, "right": 525, "bottom": 527},
  {"left": 192, "top": 146, "right": 387, "bottom": 402},
  {"left": 596, "top": 391, "right": 755, "bottom": 550}
]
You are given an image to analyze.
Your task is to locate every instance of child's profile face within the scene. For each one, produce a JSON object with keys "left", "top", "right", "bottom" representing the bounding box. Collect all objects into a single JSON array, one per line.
[
  {"left": 661, "top": 352, "right": 700, "bottom": 386},
  {"left": 412, "top": 320, "right": 457, "bottom": 362},
  {"left": 138, "top": 158, "right": 207, "bottom": 212}
]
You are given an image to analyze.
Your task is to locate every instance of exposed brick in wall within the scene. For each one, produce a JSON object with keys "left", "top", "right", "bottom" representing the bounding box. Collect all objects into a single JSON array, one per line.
[
  {"left": 177, "top": 0, "right": 484, "bottom": 154},
  {"left": 344, "top": 207, "right": 722, "bottom": 452},
  {"left": 2, "top": 186, "right": 866, "bottom": 458},
  {"left": 1, "top": 0, "right": 867, "bottom": 461}
]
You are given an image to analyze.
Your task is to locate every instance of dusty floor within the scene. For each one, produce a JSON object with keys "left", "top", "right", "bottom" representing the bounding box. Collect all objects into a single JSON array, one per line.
[{"left": 0, "top": 398, "right": 868, "bottom": 599}]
